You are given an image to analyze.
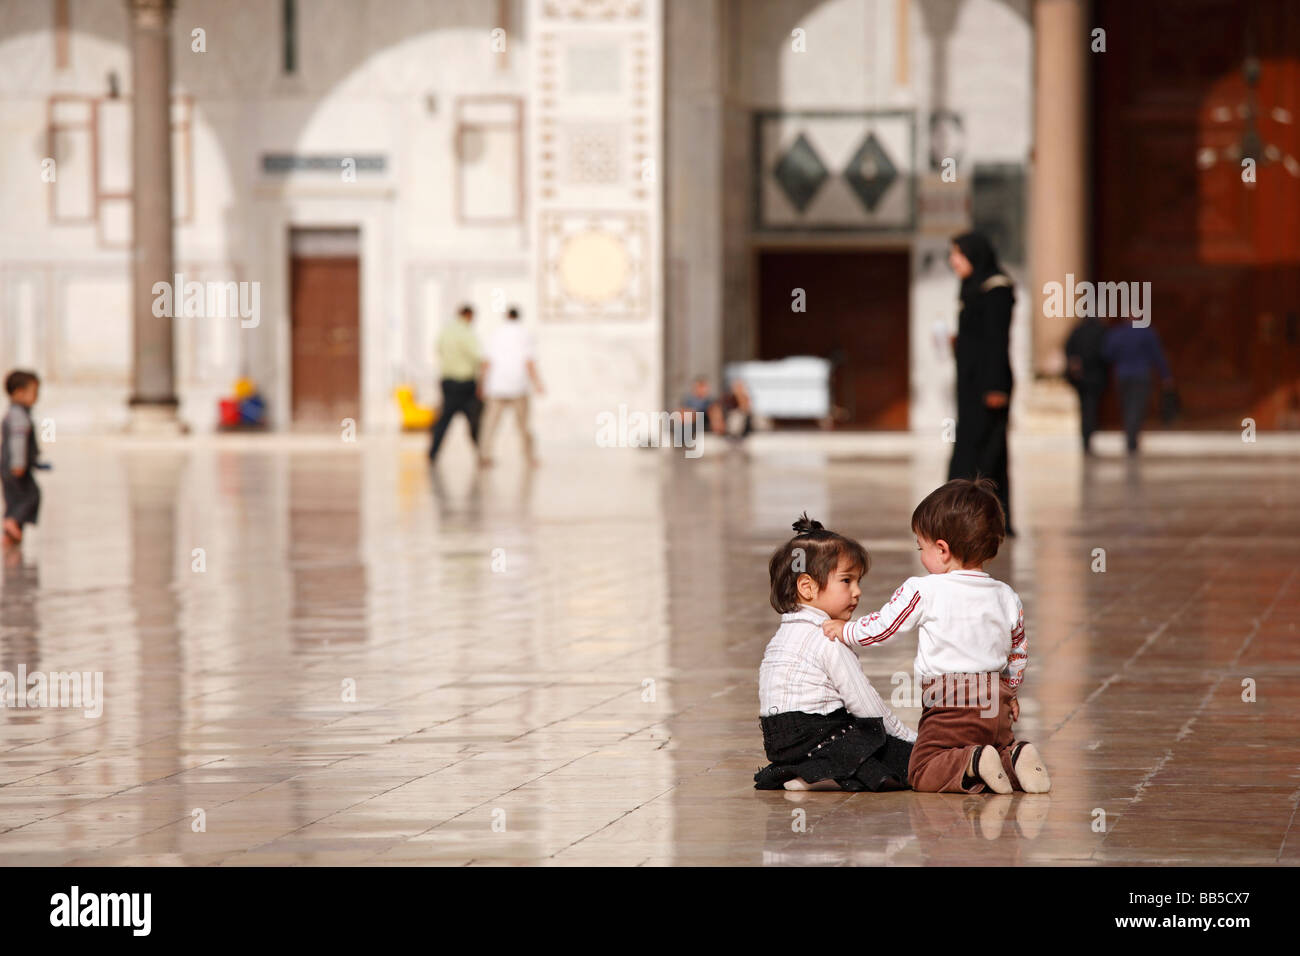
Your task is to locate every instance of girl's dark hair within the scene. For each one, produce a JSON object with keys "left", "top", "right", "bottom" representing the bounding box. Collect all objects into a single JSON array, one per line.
[
  {"left": 768, "top": 512, "right": 869, "bottom": 614},
  {"left": 910, "top": 477, "right": 1005, "bottom": 565}
]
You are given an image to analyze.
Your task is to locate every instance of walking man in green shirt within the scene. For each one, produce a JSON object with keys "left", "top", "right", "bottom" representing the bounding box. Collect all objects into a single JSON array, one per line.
[{"left": 429, "top": 304, "right": 483, "bottom": 461}]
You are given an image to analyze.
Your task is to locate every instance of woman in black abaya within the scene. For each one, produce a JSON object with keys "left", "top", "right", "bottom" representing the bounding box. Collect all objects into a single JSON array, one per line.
[{"left": 947, "top": 231, "right": 1015, "bottom": 535}]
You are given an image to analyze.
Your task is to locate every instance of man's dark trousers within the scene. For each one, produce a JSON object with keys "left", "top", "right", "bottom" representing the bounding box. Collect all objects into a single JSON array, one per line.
[
  {"left": 1116, "top": 374, "right": 1151, "bottom": 453},
  {"left": 429, "top": 378, "right": 481, "bottom": 460}
]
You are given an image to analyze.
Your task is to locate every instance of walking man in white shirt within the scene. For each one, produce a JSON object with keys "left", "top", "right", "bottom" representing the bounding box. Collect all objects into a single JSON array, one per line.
[{"left": 478, "top": 306, "right": 544, "bottom": 467}]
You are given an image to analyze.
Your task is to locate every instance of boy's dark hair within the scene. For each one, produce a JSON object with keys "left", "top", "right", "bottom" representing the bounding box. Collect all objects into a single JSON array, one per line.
[
  {"left": 910, "top": 478, "right": 1005, "bottom": 565},
  {"left": 458, "top": 304, "right": 474, "bottom": 317},
  {"left": 507, "top": 306, "right": 520, "bottom": 319},
  {"left": 768, "top": 512, "right": 869, "bottom": 614},
  {"left": 5, "top": 370, "right": 39, "bottom": 395}
]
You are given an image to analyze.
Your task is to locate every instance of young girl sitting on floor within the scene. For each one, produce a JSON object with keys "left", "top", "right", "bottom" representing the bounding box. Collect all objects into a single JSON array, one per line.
[{"left": 754, "top": 514, "right": 916, "bottom": 792}]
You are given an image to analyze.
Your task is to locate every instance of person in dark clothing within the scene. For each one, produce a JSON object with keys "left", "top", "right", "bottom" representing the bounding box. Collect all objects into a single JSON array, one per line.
[
  {"left": 2, "top": 370, "right": 42, "bottom": 546},
  {"left": 429, "top": 304, "right": 483, "bottom": 462},
  {"left": 1064, "top": 316, "right": 1108, "bottom": 455},
  {"left": 1102, "top": 322, "right": 1173, "bottom": 454},
  {"left": 946, "top": 231, "right": 1015, "bottom": 535}
]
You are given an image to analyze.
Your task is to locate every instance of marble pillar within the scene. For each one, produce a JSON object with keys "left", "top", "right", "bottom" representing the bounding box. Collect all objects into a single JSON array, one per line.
[
  {"left": 127, "top": 0, "right": 181, "bottom": 432},
  {"left": 1029, "top": 0, "right": 1090, "bottom": 377},
  {"left": 665, "top": 0, "right": 725, "bottom": 403}
]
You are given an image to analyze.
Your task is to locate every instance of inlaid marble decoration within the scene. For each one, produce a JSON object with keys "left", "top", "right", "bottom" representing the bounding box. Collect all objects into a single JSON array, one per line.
[
  {"left": 754, "top": 110, "right": 916, "bottom": 232},
  {"left": 563, "top": 122, "right": 622, "bottom": 185},
  {"left": 565, "top": 43, "right": 624, "bottom": 94},
  {"left": 542, "top": 0, "right": 646, "bottom": 20},
  {"left": 540, "top": 210, "right": 648, "bottom": 319},
  {"left": 530, "top": 0, "right": 660, "bottom": 326}
]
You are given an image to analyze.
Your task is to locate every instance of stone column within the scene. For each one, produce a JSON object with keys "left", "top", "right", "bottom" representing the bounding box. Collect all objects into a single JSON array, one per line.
[
  {"left": 127, "top": 0, "right": 181, "bottom": 432},
  {"left": 665, "top": 0, "right": 725, "bottom": 404},
  {"left": 719, "top": 0, "right": 753, "bottom": 369},
  {"left": 1029, "top": 0, "right": 1090, "bottom": 377}
]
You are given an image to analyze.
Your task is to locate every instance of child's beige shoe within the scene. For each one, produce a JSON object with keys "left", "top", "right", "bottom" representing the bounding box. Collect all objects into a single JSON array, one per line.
[
  {"left": 977, "top": 745, "right": 1013, "bottom": 794},
  {"left": 1012, "top": 742, "right": 1052, "bottom": 793}
]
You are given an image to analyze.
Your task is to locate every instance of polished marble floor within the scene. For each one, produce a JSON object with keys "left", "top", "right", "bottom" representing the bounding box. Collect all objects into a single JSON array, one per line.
[{"left": 1, "top": 432, "right": 1297, "bottom": 866}]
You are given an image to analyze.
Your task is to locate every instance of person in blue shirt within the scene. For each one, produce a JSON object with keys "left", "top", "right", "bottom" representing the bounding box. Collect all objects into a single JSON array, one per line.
[{"left": 1102, "top": 321, "right": 1174, "bottom": 454}]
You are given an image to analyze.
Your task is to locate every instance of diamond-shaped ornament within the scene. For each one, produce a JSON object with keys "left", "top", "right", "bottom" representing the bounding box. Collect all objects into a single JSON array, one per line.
[
  {"left": 772, "top": 133, "right": 828, "bottom": 213},
  {"left": 844, "top": 132, "right": 898, "bottom": 213}
]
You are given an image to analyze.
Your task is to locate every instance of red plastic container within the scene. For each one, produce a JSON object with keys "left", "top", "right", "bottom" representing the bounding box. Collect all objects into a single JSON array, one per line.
[{"left": 218, "top": 398, "right": 241, "bottom": 427}]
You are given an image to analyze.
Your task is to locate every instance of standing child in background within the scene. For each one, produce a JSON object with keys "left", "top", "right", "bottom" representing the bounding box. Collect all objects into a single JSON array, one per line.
[
  {"left": 2, "top": 370, "right": 43, "bottom": 546},
  {"left": 755, "top": 514, "right": 916, "bottom": 792},
  {"left": 822, "top": 479, "right": 1050, "bottom": 794}
]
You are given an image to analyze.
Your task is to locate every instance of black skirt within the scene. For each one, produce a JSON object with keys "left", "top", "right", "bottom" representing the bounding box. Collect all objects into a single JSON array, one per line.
[{"left": 754, "top": 708, "right": 913, "bottom": 792}]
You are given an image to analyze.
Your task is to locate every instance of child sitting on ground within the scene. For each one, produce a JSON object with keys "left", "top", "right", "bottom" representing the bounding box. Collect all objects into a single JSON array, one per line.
[
  {"left": 755, "top": 513, "right": 916, "bottom": 792},
  {"left": 821, "top": 479, "right": 1050, "bottom": 794}
]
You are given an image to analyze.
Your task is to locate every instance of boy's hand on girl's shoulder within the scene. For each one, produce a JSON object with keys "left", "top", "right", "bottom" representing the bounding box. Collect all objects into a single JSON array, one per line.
[
  {"left": 1009, "top": 697, "right": 1020, "bottom": 722},
  {"left": 821, "top": 619, "right": 847, "bottom": 643}
]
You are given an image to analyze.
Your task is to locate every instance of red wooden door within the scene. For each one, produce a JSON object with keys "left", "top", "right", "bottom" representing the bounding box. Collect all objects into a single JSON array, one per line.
[
  {"left": 757, "top": 249, "right": 910, "bottom": 429},
  {"left": 290, "top": 255, "right": 360, "bottom": 428},
  {"left": 1093, "top": 0, "right": 1300, "bottom": 427}
]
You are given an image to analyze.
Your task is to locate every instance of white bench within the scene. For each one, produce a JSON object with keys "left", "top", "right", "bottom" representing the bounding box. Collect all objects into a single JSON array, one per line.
[{"left": 725, "top": 357, "right": 832, "bottom": 422}]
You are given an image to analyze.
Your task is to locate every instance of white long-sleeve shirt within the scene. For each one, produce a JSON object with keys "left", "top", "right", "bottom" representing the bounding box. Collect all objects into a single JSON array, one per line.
[
  {"left": 758, "top": 605, "right": 917, "bottom": 742},
  {"left": 842, "top": 571, "right": 1028, "bottom": 689}
]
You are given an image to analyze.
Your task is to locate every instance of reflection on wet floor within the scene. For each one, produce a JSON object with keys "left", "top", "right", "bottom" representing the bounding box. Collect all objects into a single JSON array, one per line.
[{"left": 0, "top": 436, "right": 1297, "bottom": 865}]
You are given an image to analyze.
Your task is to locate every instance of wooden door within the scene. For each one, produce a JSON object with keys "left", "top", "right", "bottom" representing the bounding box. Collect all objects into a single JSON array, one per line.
[
  {"left": 1093, "top": 0, "right": 1300, "bottom": 427},
  {"left": 757, "top": 249, "right": 910, "bottom": 429},
  {"left": 290, "top": 255, "right": 360, "bottom": 428}
]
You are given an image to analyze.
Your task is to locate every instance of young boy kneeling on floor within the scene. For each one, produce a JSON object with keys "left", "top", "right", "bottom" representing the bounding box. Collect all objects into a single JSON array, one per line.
[
  {"left": 822, "top": 479, "right": 1050, "bottom": 794},
  {"left": 754, "top": 513, "right": 916, "bottom": 792}
]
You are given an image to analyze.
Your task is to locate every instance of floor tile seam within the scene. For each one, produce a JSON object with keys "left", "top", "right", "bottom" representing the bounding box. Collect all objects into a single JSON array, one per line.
[
  {"left": 219, "top": 752, "right": 485, "bottom": 857},
  {"left": 391, "top": 748, "right": 603, "bottom": 846},
  {"left": 0, "top": 754, "right": 235, "bottom": 838},
  {"left": 547, "top": 783, "right": 680, "bottom": 859},
  {"left": 1044, "top": 570, "right": 1224, "bottom": 741},
  {"left": 501, "top": 684, "right": 643, "bottom": 744},
  {"left": 1096, "top": 565, "right": 1296, "bottom": 855},
  {"left": 1031, "top": 509, "right": 1239, "bottom": 666}
]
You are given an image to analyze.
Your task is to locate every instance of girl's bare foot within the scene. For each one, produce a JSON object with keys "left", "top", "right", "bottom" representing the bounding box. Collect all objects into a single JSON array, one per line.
[
  {"left": 783, "top": 776, "right": 841, "bottom": 791},
  {"left": 2, "top": 518, "right": 21, "bottom": 542}
]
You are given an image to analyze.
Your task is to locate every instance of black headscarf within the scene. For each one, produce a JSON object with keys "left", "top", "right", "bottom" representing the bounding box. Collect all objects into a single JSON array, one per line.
[{"left": 952, "top": 231, "right": 1008, "bottom": 305}]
